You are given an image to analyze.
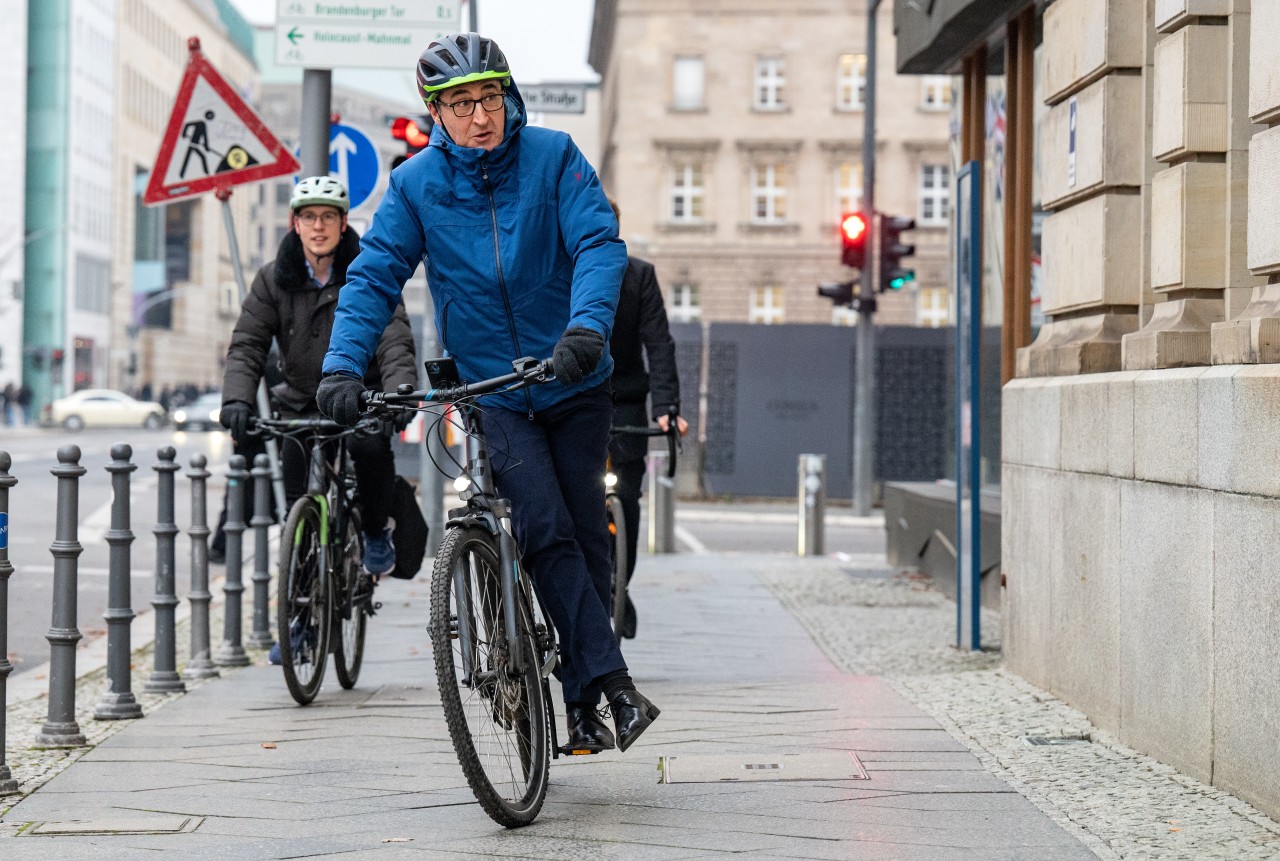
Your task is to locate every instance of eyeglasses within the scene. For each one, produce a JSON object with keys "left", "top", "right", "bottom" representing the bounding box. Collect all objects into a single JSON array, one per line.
[
  {"left": 297, "top": 211, "right": 341, "bottom": 225},
  {"left": 439, "top": 92, "right": 505, "bottom": 118}
]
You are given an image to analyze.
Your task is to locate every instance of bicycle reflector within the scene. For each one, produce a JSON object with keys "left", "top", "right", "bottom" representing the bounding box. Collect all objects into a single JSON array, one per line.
[{"left": 840, "top": 212, "right": 869, "bottom": 270}]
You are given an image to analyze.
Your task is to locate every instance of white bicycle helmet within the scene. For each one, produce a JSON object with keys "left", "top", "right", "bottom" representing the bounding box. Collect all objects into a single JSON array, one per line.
[{"left": 290, "top": 176, "right": 350, "bottom": 213}]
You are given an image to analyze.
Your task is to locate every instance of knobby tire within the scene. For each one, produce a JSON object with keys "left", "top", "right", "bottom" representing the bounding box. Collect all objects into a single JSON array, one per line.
[
  {"left": 278, "top": 496, "right": 331, "bottom": 705},
  {"left": 333, "top": 508, "right": 366, "bottom": 690}
]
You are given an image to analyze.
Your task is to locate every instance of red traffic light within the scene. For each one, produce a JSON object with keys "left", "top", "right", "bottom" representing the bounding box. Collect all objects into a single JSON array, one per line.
[
  {"left": 840, "top": 212, "right": 869, "bottom": 270},
  {"left": 391, "top": 116, "right": 431, "bottom": 150}
]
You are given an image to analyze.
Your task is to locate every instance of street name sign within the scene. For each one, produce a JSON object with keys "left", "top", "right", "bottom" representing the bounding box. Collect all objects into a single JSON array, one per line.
[
  {"left": 521, "top": 83, "right": 588, "bottom": 114},
  {"left": 145, "top": 39, "right": 300, "bottom": 205},
  {"left": 276, "top": 1, "right": 462, "bottom": 70}
]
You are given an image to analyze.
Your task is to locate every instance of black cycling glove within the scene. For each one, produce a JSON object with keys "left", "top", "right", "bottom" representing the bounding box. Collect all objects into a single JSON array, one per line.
[
  {"left": 551, "top": 326, "right": 605, "bottom": 385},
  {"left": 316, "top": 372, "right": 365, "bottom": 427},
  {"left": 219, "top": 401, "right": 253, "bottom": 443},
  {"left": 391, "top": 409, "right": 415, "bottom": 433}
]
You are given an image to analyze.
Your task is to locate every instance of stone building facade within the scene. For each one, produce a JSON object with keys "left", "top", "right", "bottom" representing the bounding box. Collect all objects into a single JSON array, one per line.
[
  {"left": 588, "top": 0, "right": 954, "bottom": 328},
  {"left": 897, "top": 0, "right": 1280, "bottom": 824}
]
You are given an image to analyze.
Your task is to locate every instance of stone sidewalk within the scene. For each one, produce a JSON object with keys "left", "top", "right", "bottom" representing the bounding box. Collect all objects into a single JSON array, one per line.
[{"left": 2, "top": 546, "right": 1279, "bottom": 859}]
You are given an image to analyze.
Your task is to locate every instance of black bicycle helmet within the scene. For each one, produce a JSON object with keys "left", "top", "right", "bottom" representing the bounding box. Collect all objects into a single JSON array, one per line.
[{"left": 416, "top": 32, "right": 511, "bottom": 104}]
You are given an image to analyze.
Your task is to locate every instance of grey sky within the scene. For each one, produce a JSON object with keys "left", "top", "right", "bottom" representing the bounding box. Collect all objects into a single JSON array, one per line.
[{"left": 228, "top": 0, "right": 599, "bottom": 85}]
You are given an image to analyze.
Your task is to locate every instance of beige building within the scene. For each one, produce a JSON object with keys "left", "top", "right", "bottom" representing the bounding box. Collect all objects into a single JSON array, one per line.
[
  {"left": 588, "top": 0, "right": 953, "bottom": 328},
  {"left": 112, "top": 0, "right": 262, "bottom": 394},
  {"left": 896, "top": 0, "right": 1280, "bottom": 824}
]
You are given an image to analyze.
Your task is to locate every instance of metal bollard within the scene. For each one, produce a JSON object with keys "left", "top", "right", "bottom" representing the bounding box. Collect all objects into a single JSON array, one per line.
[
  {"left": 94, "top": 444, "right": 144, "bottom": 720},
  {"left": 215, "top": 455, "right": 250, "bottom": 667},
  {"left": 247, "top": 454, "right": 274, "bottom": 648},
  {"left": 36, "top": 445, "right": 87, "bottom": 747},
  {"left": 797, "top": 454, "right": 826, "bottom": 557},
  {"left": 183, "top": 454, "right": 218, "bottom": 680},
  {"left": 0, "top": 453, "right": 21, "bottom": 792},
  {"left": 646, "top": 450, "right": 676, "bottom": 554},
  {"left": 144, "top": 447, "right": 186, "bottom": 694}
]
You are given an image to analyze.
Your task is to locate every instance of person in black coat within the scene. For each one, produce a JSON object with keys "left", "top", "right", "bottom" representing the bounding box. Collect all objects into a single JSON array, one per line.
[
  {"left": 220, "top": 176, "right": 417, "bottom": 582},
  {"left": 607, "top": 198, "right": 688, "bottom": 639}
]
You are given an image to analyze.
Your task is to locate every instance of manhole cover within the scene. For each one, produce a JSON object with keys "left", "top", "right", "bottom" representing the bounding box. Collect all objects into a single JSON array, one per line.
[
  {"left": 1022, "top": 735, "right": 1091, "bottom": 747},
  {"left": 23, "top": 816, "right": 202, "bottom": 836},
  {"left": 658, "top": 752, "right": 867, "bottom": 784}
]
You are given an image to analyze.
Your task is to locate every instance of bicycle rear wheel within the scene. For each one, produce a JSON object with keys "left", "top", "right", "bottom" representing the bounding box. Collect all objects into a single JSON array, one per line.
[
  {"left": 431, "top": 526, "right": 549, "bottom": 828},
  {"left": 606, "top": 494, "right": 629, "bottom": 641},
  {"left": 333, "top": 509, "right": 367, "bottom": 690},
  {"left": 278, "top": 496, "right": 331, "bottom": 705}
]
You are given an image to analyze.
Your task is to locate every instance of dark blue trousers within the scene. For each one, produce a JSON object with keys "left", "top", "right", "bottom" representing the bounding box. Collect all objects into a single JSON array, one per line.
[{"left": 480, "top": 384, "right": 627, "bottom": 704}]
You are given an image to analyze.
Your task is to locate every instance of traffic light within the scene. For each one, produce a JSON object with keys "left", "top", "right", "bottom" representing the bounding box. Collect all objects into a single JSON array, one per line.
[
  {"left": 390, "top": 115, "right": 433, "bottom": 169},
  {"left": 878, "top": 214, "right": 917, "bottom": 292},
  {"left": 817, "top": 279, "right": 877, "bottom": 313},
  {"left": 839, "top": 212, "right": 869, "bottom": 270}
]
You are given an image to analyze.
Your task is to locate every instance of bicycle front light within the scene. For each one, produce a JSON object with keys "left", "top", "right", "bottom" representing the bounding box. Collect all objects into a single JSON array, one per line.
[
  {"left": 604, "top": 472, "right": 618, "bottom": 489},
  {"left": 453, "top": 475, "right": 472, "bottom": 493}
]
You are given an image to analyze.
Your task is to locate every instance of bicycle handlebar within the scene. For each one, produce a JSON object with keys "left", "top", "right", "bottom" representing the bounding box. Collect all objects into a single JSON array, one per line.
[
  {"left": 252, "top": 415, "right": 383, "bottom": 436},
  {"left": 611, "top": 405, "right": 681, "bottom": 479},
  {"left": 363, "top": 357, "right": 552, "bottom": 410}
]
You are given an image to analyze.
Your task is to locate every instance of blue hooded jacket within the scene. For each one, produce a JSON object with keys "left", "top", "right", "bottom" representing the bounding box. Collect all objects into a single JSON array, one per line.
[{"left": 322, "top": 81, "right": 626, "bottom": 413}]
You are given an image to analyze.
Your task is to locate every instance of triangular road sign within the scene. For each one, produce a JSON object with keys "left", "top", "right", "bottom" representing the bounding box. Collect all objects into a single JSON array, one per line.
[{"left": 144, "top": 37, "right": 300, "bottom": 205}]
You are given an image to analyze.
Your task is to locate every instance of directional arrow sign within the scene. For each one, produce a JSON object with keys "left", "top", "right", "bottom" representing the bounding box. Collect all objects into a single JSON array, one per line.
[{"left": 275, "top": 0, "right": 461, "bottom": 70}]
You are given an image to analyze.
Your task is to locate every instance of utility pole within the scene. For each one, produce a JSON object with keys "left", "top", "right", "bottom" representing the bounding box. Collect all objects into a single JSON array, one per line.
[
  {"left": 853, "top": 0, "right": 881, "bottom": 517},
  {"left": 468, "top": 0, "right": 478, "bottom": 31}
]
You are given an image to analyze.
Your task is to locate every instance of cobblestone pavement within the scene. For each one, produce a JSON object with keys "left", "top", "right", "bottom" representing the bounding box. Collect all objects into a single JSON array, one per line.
[{"left": 761, "top": 560, "right": 1280, "bottom": 861}]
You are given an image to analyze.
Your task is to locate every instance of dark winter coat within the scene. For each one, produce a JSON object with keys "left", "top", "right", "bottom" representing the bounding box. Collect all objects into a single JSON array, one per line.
[
  {"left": 322, "top": 80, "right": 626, "bottom": 413},
  {"left": 608, "top": 256, "right": 680, "bottom": 465},
  {"left": 222, "top": 229, "right": 416, "bottom": 412}
]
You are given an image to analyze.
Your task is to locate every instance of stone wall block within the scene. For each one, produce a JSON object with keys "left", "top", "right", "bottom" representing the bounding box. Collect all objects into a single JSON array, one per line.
[
  {"left": 1194, "top": 366, "right": 1239, "bottom": 493},
  {"left": 1042, "top": 193, "right": 1142, "bottom": 315},
  {"left": 1001, "top": 378, "right": 1061, "bottom": 470},
  {"left": 1105, "top": 371, "right": 1138, "bottom": 479},
  {"left": 1151, "top": 162, "right": 1228, "bottom": 290},
  {"left": 1041, "top": 75, "right": 1144, "bottom": 210},
  {"left": 1206, "top": 365, "right": 1280, "bottom": 497},
  {"left": 1246, "top": 126, "right": 1280, "bottom": 274},
  {"left": 1153, "top": 25, "right": 1229, "bottom": 160},
  {"left": 1155, "top": 0, "right": 1231, "bottom": 33},
  {"left": 1053, "top": 471, "right": 1122, "bottom": 735},
  {"left": 1212, "top": 492, "right": 1280, "bottom": 821},
  {"left": 1043, "top": 0, "right": 1146, "bottom": 104},
  {"left": 1001, "top": 464, "right": 1062, "bottom": 690},
  {"left": 1059, "top": 376, "right": 1111, "bottom": 475},
  {"left": 1132, "top": 368, "right": 1204, "bottom": 486},
  {"left": 1249, "top": 0, "right": 1280, "bottom": 123},
  {"left": 1119, "top": 479, "right": 1214, "bottom": 784}
]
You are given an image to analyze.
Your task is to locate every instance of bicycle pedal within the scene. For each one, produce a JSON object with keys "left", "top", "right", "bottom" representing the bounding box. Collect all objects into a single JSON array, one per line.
[{"left": 557, "top": 744, "right": 603, "bottom": 756}]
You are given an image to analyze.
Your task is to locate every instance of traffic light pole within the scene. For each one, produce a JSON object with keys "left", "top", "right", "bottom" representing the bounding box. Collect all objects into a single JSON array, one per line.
[
  {"left": 853, "top": 0, "right": 881, "bottom": 517},
  {"left": 301, "top": 69, "right": 332, "bottom": 177}
]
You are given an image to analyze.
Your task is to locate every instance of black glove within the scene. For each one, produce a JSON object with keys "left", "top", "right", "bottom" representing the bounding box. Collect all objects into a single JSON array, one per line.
[
  {"left": 316, "top": 372, "right": 365, "bottom": 427},
  {"left": 391, "top": 409, "right": 415, "bottom": 433},
  {"left": 551, "top": 326, "right": 605, "bottom": 385},
  {"left": 219, "top": 401, "right": 253, "bottom": 443}
]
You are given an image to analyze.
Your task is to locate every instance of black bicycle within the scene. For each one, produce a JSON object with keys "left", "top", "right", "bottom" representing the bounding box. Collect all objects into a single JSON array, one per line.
[
  {"left": 606, "top": 407, "right": 680, "bottom": 642},
  {"left": 253, "top": 415, "right": 382, "bottom": 705},
  {"left": 366, "top": 357, "right": 563, "bottom": 828}
]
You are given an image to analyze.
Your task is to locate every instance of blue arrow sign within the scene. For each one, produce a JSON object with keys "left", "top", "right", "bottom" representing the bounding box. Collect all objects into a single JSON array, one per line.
[{"left": 328, "top": 123, "right": 379, "bottom": 210}]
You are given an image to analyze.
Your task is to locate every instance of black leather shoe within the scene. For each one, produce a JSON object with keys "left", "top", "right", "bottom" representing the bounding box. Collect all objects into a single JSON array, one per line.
[
  {"left": 609, "top": 689, "right": 661, "bottom": 752},
  {"left": 566, "top": 705, "right": 615, "bottom": 752}
]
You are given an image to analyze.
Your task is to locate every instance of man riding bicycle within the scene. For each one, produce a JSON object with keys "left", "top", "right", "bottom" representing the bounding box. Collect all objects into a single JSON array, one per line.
[
  {"left": 317, "top": 33, "right": 660, "bottom": 753},
  {"left": 220, "top": 176, "right": 417, "bottom": 663}
]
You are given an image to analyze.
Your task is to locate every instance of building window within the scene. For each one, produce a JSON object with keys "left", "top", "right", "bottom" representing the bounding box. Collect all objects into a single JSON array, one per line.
[
  {"left": 669, "top": 163, "right": 705, "bottom": 222},
  {"left": 275, "top": 183, "right": 292, "bottom": 206},
  {"left": 836, "top": 53, "right": 866, "bottom": 110},
  {"left": 918, "top": 287, "right": 950, "bottom": 327},
  {"left": 751, "top": 163, "right": 788, "bottom": 224},
  {"left": 835, "top": 162, "right": 863, "bottom": 220},
  {"left": 754, "top": 56, "right": 786, "bottom": 110},
  {"left": 670, "top": 283, "right": 701, "bottom": 323},
  {"left": 749, "top": 286, "right": 785, "bottom": 324},
  {"left": 919, "top": 164, "right": 951, "bottom": 226},
  {"left": 920, "top": 76, "right": 953, "bottom": 111},
  {"left": 672, "top": 56, "right": 704, "bottom": 110}
]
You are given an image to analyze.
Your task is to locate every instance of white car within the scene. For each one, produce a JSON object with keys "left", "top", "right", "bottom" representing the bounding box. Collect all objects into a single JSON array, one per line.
[{"left": 46, "top": 389, "right": 167, "bottom": 432}]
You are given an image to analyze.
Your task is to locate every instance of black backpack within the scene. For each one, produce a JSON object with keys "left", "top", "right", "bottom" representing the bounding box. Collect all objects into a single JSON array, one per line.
[{"left": 388, "top": 476, "right": 429, "bottom": 580}]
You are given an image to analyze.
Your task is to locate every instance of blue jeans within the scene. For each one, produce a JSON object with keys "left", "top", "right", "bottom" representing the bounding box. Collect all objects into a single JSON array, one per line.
[{"left": 480, "top": 383, "right": 626, "bottom": 704}]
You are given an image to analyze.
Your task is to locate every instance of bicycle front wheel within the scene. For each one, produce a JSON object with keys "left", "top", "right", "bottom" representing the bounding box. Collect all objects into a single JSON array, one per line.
[
  {"left": 333, "top": 508, "right": 367, "bottom": 690},
  {"left": 606, "top": 494, "right": 629, "bottom": 642},
  {"left": 278, "top": 496, "right": 331, "bottom": 705},
  {"left": 431, "top": 526, "right": 549, "bottom": 828}
]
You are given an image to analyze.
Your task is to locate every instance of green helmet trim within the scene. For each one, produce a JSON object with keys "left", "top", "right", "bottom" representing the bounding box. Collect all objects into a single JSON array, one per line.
[{"left": 422, "top": 70, "right": 511, "bottom": 101}]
